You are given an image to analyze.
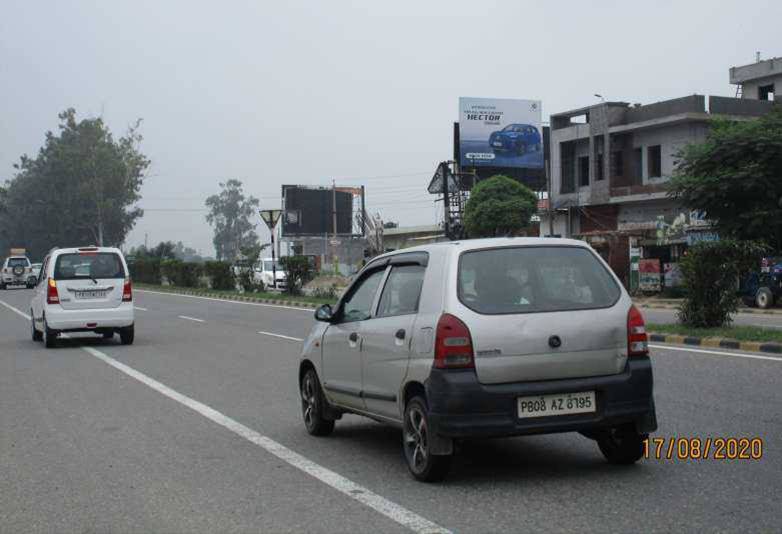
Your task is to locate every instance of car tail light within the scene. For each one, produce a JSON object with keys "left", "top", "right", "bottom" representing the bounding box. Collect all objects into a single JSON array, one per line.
[
  {"left": 434, "top": 313, "right": 474, "bottom": 369},
  {"left": 47, "top": 278, "right": 60, "bottom": 304},
  {"left": 122, "top": 278, "right": 132, "bottom": 302},
  {"left": 628, "top": 305, "right": 648, "bottom": 357}
]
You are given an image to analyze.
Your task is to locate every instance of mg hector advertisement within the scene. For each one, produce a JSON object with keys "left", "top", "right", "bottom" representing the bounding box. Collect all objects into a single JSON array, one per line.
[{"left": 459, "top": 97, "right": 543, "bottom": 169}]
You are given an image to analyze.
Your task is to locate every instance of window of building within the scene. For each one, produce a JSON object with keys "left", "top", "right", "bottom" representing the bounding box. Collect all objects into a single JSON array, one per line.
[
  {"left": 578, "top": 156, "right": 589, "bottom": 187},
  {"left": 560, "top": 143, "right": 576, "bottom": 194},
  {"left": 759, "top": 84, "right": 775, "bottom": 101},
  {"left": 647, "top": 145, "right": 662, "bottom": 178},
  {"left": 610, "top": 151, "right": 623, "bottom": 178},
  {"left": 634, "top": 148, "right": 643, "bottom": 181}
]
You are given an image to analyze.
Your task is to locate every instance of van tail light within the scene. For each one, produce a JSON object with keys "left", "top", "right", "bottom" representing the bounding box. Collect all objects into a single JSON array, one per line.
[
  {"left": 47, "top": 278, "right": 60, "bottom": 304},
  {"left": 122, "top": 278, "right": 132, "bottom": 302},
  {"left": 628, "top": 305, "right": 649, "bottom": 357},
  {"left": 434, "top": 313, "right": 474, "bottom": 369}
]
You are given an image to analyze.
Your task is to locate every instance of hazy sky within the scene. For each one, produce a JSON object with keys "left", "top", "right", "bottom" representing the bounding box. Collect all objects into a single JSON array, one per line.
[{"left": 2, "top": 0, "right": 780, "bottom": 256}]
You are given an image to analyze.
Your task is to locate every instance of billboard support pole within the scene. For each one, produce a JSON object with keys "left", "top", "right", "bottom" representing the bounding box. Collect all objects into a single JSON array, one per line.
[
  {"left": 546, "top": 159, "right": 554, "bottom": 237},
  {"left": 441, "top": 162, "right": 450, "bottom": 239},
  {"left": 360, "top": 185, "right": 366, "bottom": 238},
  {"left": 332, "top": 180, "right": 337, "bottom": 273}
]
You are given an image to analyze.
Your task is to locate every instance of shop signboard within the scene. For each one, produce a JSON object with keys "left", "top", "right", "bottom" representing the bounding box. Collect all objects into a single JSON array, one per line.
[
  {"left": 639, "top": 259, "right": 661, "bottom": 292},
  {"left": 664, "top": 262, "right": 683, "bottom": 287}
]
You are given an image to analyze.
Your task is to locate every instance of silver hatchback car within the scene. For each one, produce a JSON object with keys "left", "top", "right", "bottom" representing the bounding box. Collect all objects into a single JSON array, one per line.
[{"left": 299, "top": 238, "right": 657, "bottom": 481}]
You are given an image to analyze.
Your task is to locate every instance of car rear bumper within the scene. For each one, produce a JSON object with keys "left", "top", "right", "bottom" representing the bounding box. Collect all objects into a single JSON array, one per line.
[
  {"left": 2, "top": 275, "right": 32, "bottom": 284},
  {"left": 44, "top": 303, "right": 134, "bottom": 331},
  {"left": 426, "top": 356, "right": 657, "bottom": 438}
]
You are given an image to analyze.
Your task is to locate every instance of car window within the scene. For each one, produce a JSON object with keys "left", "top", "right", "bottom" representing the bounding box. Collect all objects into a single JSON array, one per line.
[
  {"left": 458, "top": 246, "right": 621, "bottom": 314},
  {"left": 8, "top": 258, "right": 29, "bottom": 267},
  {"left": 502, "top": 124, "right": 514, "bottom": 132},
  {"left": 38, "top": 257, "right": 49, "bottom": 284},
  {"left": 377, "top": 265, "right": 425, "bottom": 317},
  {"left": 54, "top": 252, "right": 126, "bottom": 280},
  {"left": 340, "top": 268, "right": 386, "bottom": 323}
]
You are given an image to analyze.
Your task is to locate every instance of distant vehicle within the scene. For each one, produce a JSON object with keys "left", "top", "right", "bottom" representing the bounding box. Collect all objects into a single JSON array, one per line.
[
  {"left": 489, "top": 123, "right": 542, "bottom": 155},
  {"left": 740, "top": 260, "right": 782, "bottom": 308},
  {"left": 30, "top": 262, "right": 42, "bottom": 279},
  {"left": 254, "top": 258, "right": 286, "bottom": 290},
  {"left": 1, "top": 255, "right": 35, "bottom": 289},
  {"left": 30, "top": 246, "right": 134, "bottom": 348},
  {"left": 299, "top": 238, "right": 657, "bottom": 481}
]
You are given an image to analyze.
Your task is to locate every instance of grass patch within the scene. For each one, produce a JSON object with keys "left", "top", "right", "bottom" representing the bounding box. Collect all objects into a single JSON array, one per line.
[
  {"left": 134, "top": 283, "right": 335, "bottom": 306},
  {"left": 648, "top": 323, "right": 782, "bottom": 344}
]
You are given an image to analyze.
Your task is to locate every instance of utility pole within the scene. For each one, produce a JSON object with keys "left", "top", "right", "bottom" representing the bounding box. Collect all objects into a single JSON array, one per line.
[
  {"left": 546, "top": 159, "right": 554, "bottom": 237},
  {"left": 332, "top": 180, "right": 338, "bottom": 272}
]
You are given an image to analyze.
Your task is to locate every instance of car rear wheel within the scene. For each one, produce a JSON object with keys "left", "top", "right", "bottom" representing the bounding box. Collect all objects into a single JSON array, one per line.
[
  {"left": 0, "top": 283, "right": 5, "bottom": 290},
  {"left": 31, "top": 312, "right": 42, "bottom": 342},
  {"left": 43, "top": 319, "right": 58, "bottom": 349},
  {"left": 403, "top": 397, "right": 452, "bottom": 482},
  {"left": 597, "top": 425, "right": 646, "bottom": 465},
  {"left": 755, "top": 287, "right": 773, "bottom": 309},
  {"left": 301, "top": 368, "right": 335, "bottom": 436},
  {"left": 119, "top": 325, "right": 134, "bottom": 345}
]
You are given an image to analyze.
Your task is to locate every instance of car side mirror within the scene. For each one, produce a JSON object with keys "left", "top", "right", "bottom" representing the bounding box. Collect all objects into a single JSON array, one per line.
[{"left": 314, "top": 304, "right": 334, "bottom": 322}]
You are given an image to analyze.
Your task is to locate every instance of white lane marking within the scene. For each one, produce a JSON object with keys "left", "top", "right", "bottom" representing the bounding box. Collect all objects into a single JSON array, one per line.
[
  {"left": 650, "top": 344, "right": 782, "bottom": 362},
  {"left": 178, "top": 315, "right": 205, "bottom": 323},
  {"left": 134, "top": 306, "right": 148, "bottom": 311},
  {"left": 0, "top": 299, "right": 31, "bottom": 320},
  {"left": 0, "top": 297, "right": 450, "bottom": 533},
  {"left": 258, "top": 331, "right": 303, "bottom": 342},
  {"left": 136, "top": 289, "right": 313, "bottom": 312}
]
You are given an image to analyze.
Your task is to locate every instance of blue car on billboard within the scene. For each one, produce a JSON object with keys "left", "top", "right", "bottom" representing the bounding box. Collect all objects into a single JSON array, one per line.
[{"left": 489, "top": 123, "right": 542, "bottom": 156}]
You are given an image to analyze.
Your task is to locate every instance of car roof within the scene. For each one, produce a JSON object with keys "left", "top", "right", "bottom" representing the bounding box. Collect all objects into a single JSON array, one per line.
[
  {"left": 51, "top": 246, "right": 123, "bottom": 255},
  {"left": 375, "top": 237, "right": 591, "bottom": 260}
]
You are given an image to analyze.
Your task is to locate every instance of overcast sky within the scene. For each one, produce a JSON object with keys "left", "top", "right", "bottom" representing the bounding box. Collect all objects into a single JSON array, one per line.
[{"left": 2, "top": 0, "right": 780, "bottom": 255}]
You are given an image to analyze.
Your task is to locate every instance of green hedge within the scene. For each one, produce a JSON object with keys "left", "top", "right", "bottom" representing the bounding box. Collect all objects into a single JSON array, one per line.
[
  {"left": 203, "top": 261, "right": 235, "bottom": 290},
  {"left": 130, "top": 258, "right": 234, "bottom": 289},
  {"left": 129, "top": 257, "right": 162, "bottom": 284}
]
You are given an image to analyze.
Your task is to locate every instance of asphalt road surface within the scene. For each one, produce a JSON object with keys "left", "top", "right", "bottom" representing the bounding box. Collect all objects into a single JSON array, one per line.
[
  {"left": 1, "top": 287, "right": 780, "bottom": 533},
  {"left": 643, "top": 306, "right": 782, "bottom": 329}
]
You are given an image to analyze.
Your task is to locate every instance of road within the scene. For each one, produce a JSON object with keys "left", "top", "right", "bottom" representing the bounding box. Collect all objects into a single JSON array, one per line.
[
  {"left": 643, "top": 306, "right": 782, "bottom": 329},
  {"left": 1, "top": 287, "right": 780, "bottom": 533}
]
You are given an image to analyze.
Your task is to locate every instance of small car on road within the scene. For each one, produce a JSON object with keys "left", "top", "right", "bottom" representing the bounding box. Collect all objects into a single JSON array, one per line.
[
  {"left": 299, "top": 238, "right": 657, "bottom": 481},
  {"left": 1, "top": 255, "right": 35, "bottom": 289},
  {"left": 30, "top": 246, "right": 135, "bottom": 348}
]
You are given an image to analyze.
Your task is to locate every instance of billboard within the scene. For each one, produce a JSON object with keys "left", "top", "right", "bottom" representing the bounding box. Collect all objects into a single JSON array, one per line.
[
  {"left": 458, "top": 97, "right": 543, "bottom": 169},
  {"left": 281, "top": 185, "right": 354, "bottom": 237}
]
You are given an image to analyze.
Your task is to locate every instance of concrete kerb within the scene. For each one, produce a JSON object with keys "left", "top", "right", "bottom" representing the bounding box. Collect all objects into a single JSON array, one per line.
[
  {"left": 638, "top": 303, "right": 782, "bottom": 316},
  {"left": 135, "top": 285, "right": 321, "bottom": 309},
  {"left": 648, "top": 333, "right": 782, "bottom": 354}
]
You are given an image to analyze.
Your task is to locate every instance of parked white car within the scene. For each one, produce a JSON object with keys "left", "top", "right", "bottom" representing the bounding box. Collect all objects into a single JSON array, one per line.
[
  {"left": 1, "top": 256, "right": 36, "bottom": 289},
  {"left": 30, "top": 246, "right": 135, "bottom": 348},
  {"left": 254, "top": 258, "right": 286, "bottom": 290}
]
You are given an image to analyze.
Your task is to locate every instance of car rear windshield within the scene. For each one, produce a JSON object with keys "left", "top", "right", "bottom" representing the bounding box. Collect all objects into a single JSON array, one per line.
[
  {"left": 458, "top": 246, "right": 621, "bottom": 314},
  {"left": 54, "top": 253, "right": 126, "bottom": 280},
  {"left": 8, "top": 257, "right": 30, "bottom": 267}
]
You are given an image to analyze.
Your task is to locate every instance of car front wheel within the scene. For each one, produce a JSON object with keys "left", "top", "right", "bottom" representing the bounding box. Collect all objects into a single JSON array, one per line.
[
  {"left": 597, "top": 425, "right": 646, "bottom": 465},
  {"left": 301, "top": 368, "right": 335, "bottom": 436},
  {"left": 755, "top": 287, "right": 773, "bottom": 309},
  {"left": 403, "top": 396, "right": 451, "bottom": 482}
]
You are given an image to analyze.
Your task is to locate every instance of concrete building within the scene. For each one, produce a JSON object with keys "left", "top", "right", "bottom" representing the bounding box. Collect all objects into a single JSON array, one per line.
[
  {"left": 383, "top": 224, "right": 446, "bottom": 251},
  {"left": 542, "top": 58, "right": 778, "bottom": 290}
]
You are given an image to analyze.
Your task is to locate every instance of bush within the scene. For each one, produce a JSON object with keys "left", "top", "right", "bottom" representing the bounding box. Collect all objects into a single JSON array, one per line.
[
  {"left": 160, "top": 259, "right": 202, "bottom": 287},
  {"left": 280, "top": 255, "right": 313, "bottom": 295},
  {"left": 678, "top": 240, "right": 768, "bottom": 327},
  {"left": 129, "top": 257, "right": 161, "bottom": 284},
  {"left": 203, "top": 261, "right": 234, "bottom": 290}
]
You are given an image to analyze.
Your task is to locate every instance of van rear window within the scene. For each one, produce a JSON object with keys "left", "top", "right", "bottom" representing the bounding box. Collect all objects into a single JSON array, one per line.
[
  {"left": 54, "top": 253, "right": 126, "bottom": 280},
  {"left": 458, "top": 246, "right": 621, "bottom": 314},
  {"left": 8, "top": 258, "right": 30, "bottom": 267}
]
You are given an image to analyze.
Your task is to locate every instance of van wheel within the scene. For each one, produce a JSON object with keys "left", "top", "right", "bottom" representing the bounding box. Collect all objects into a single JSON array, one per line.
[
  {"left": 43, "top": 319, "right": 58, "bottom": 349},
  {"left": 755, "top": 288, "right": 773, "bottom": 309},
  {"left": 597, "top": 426, "right": 646, "bottom": 465},
  {"left": 301, "top": 369, "right": 335, "bottom": 436},
  {"left": 31, "top": 312, "right": 42, "bottom": 342},
  {"left": 119, "top": 325, "right": 135, "bottom": 345},
  {"left": 403, "top": 397, "right": 452, "bottom": 482}
]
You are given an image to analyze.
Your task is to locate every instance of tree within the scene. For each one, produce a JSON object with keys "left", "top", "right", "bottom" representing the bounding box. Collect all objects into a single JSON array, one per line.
[
  {"left": 280, "top": 255, "right": 313, "bottom": 295},
  {"left": 0, "top": 109, "right": 149, "bottom": 259},
  {"left": 463, "top": 175, "right": 538, "bottom": 238},
  {"left": 678, "top": 240, "right": 768, "bottom": 328},
  {"left": 668, "top": 107, "right": 782, "bottom": 249},
  {"left": 205, "top": 180, "right": 260, "bottom": 261}
]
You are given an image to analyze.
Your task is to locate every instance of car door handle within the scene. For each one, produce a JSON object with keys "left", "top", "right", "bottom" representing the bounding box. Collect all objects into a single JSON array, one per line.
[
  {"left": 349, "top": 332, "right": 359, "bottom": 342},
  {"left": 395, "top": 329, "right": 406, "bottom": 340}
]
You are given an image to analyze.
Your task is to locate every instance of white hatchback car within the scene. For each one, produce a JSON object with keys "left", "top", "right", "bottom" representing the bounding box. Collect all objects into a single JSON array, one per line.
[{"left": 30, "top": 246, "right": 135, "bottom": 348}]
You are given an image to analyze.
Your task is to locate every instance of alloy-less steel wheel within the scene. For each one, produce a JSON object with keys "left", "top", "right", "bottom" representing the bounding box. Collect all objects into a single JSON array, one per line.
[
  {"left": 119, "top": 325, "right": 134, "bottom": 345},
  {"left": 597, "top": 426, "right": 646, "bottom": 465},
  {"left": 43, "top": 319, "right": 58, "bottom": 349},
  {"left": 301, "top": 368, "right": 335, "bottom": 436},
  {"left": 403, "top": 396, "right": 451, "bottom": 482},
  {"left": 756, "top": 288, "right": 773, "bottom": 309},
  {"left": 31, "top": 311, "right": 42, "bottom": 342}
]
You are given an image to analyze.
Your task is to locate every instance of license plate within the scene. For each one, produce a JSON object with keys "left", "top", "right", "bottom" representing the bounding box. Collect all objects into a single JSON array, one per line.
[
  {"left": 517, "top": 391, "right": 596, "bottom": 419},
  {"left": 76, "top": 290, "right": 107, "bottom": 299}
]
